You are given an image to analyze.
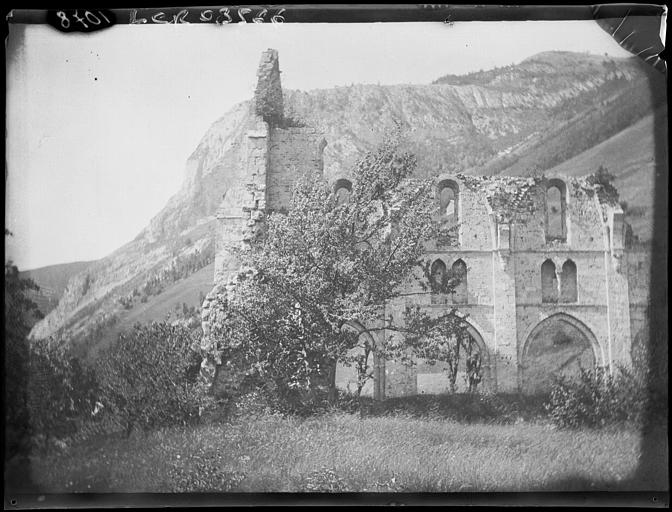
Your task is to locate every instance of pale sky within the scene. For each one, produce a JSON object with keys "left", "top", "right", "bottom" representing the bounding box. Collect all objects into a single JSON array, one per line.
[{"left": 6, "top": 21, "right": 632, "bottom": 270}]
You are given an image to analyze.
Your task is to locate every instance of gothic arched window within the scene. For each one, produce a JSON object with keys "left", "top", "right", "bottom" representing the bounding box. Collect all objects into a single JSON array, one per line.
[
  {"left": 334, "top": 178, "right": 352, "bottom": 206},
  {"left": 451, "top": 259, "right": 468, "bottom": 304},
  {"left": 560, "top": 259, "right": 578, "bottom": 303},
  {"left": 541, "top": 259, "right": 559, "bottom": 303},
  {"left": 437, "top": 180, "right": 459, "bottom": 224},
  {"left": 546, "top": 179, "right": 566, "bottom": 241}
]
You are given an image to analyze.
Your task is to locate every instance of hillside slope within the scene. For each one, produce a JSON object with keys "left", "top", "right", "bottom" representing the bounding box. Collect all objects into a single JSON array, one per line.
[
  {"left": 547, "top": 109, "right": 667, "bottom": 242},
  {"left": 20, "top": 261, "right": 94, "bottom": 317},
  {"left": 29, "top": 51, "right": 664, "bottom": 355},
  {"left": 83, "top": 263, "right": 215, "bottom": 361}
]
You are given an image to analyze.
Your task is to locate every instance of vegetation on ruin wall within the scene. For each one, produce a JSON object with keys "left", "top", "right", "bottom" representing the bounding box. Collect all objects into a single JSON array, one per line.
[
  {"left": 456, "top": 167, "right": 619, "bottom": 224},
  {"left": 458, "top": 174, "right": 542, "bottom": 223},
  {"left": 254, "top": 58, "right": 284, "bottom": 126}
]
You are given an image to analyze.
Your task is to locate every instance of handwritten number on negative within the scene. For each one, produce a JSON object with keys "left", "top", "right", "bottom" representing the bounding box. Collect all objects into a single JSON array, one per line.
[{"left": 49, "top": 10, "right": 115, "bottom": 32}]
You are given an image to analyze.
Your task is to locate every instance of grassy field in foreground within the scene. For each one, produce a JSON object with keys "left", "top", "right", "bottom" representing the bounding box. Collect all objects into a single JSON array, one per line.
[{"left": 27, "top": 413, "right": 657, "bottom": 493}]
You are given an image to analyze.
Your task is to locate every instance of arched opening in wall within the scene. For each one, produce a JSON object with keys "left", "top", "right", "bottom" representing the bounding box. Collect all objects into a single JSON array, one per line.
[
  {"left": 415, "top": 322, "right": 491, "bottom": 395},
  {"left": 546, "top": 179, "right": 567, "bottom": 241},
  {"left": 451, "top": 259, "right": 468, "bottom": 304},
  {"left": 560, "top": 259, "right": 578, "bottom": 303},
  {"left": 430, "top": 259, "right": 447, "bottom": 304},
  {"left": 521, "top": 313, "right": 599, "bottom": 394},
  {"left": 541, "top": 259, "right": 559, "bottom": 303},
  {"left": 437, "top": 180, "right": 458, "bottom": 221},
  {"left": 334, "top": 178, "right": 352, "bottom": 206}
]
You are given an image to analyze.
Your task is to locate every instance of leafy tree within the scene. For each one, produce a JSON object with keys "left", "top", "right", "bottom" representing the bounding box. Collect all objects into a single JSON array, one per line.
[
  {"left": 5, "top": 231, "right": 100, "bottom": 452},
  {"left": 208, "top": 130, "right": 472, "bottom": 407},
  {"left": 96, "top": 322, "right": 208, "bottom": 436},
  {"left": 586, "top": 165, "right": 619, "bottom": 205},
  {"left": 26, "top": 338, "right": 98, "bottom": 447},
  {"left": 398, "top": 305, "right": 481, "bottom": 393},
  {"left": 4, "top": 252, "right": 42, "bottom": 455}
]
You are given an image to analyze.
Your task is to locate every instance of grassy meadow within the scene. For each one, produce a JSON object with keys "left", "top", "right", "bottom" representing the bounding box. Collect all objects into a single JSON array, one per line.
[{"left": 25, "top": 411, "right": 660, "bottom": 493}]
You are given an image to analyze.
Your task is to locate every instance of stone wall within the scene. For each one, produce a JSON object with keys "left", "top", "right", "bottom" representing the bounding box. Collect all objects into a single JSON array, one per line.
[{"left": 268, "top": 127, "right": 326, "bottom": 212}]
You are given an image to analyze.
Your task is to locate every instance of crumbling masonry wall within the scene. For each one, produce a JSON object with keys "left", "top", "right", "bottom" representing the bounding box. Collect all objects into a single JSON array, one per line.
[{"left": 199, "top": 49, "right": 325, "bottom": 386}]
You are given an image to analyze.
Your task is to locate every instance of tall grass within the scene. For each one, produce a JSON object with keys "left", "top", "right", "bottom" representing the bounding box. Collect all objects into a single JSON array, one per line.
[{"left": 30, "top": 412, "right": 649, "bottom": 493}]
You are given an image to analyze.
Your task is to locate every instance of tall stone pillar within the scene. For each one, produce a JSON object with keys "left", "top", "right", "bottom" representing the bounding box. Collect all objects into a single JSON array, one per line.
[
  {"left": 492, "top": 222, "right": 518, "bottom": 391},
  {"left": 605, "top": 206, "right": 632, "bottom": 367},
  {"left": 199, "top": 49, "right": 283, "bottom": 389}
]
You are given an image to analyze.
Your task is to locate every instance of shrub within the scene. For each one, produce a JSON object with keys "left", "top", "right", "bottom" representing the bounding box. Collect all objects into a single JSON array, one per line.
[
  {"left": 236, "top": 381, "right": 332, "bottom": 418},
  {"left": 5, "top": 261, "right": 42, "bottom": 456},
  {"left": 545, "top": 366, "right": 648, "bottom": 428},
  {"left": 97, "top": 322, "right": 211, "bottom": 436},
  {"left": 211, "top": 360, "right": 333, "bottom": 419},
  {"left": 27, "top": 340, "right": 98, "bottom": 447}
]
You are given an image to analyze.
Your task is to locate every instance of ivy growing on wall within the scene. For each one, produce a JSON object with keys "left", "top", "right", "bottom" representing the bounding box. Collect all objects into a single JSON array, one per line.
[
  {"left": 454, "top": 170, "right": 621, "bottom": 226},
  {"left": 585, "top": 165, "right": 620, "bottom": 206},
  {"left": 254, "top": 52, "right": 284, "bottom": 127},
  {"left": 456, "top": 174, "right": 542, "bottom": 223}
]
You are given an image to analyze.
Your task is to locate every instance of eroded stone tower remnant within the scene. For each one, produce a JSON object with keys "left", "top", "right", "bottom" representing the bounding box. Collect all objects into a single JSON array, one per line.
[
  {"left": 254, "top": 49, "right": 284, "bottom": 126},
  {"left": 197, "top": 49, "right": 326, "bottom": 387}
]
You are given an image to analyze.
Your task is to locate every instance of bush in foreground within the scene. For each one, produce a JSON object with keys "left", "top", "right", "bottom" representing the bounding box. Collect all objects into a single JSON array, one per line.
[
  {"left": 27, "top": 340, "right": 98, "bottom": 448},
  {"left": 97, "top": 322, "right": 209, "bottom": 436},
  {"left": 545, "top": 366, "right": 652, "bottom": 429}
]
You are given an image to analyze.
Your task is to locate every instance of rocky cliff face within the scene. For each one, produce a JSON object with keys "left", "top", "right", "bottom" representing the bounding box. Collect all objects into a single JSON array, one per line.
[{"left": 29, "top": 51, "right": 664, "bottom": 351}]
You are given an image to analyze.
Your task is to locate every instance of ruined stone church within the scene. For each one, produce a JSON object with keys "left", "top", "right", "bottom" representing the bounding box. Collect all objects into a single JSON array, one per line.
[{"left": 200, "top": 49, "right": 651, "bottom": 398}]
